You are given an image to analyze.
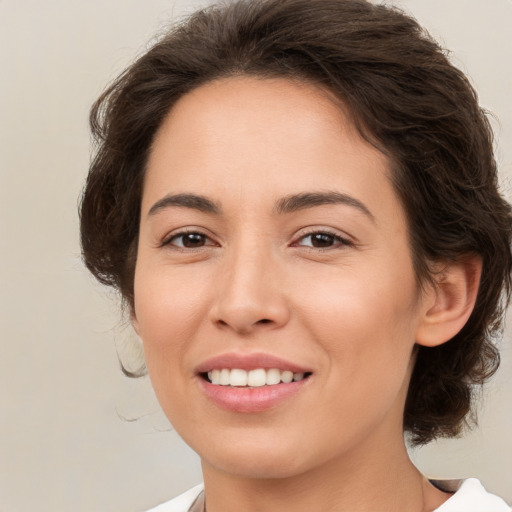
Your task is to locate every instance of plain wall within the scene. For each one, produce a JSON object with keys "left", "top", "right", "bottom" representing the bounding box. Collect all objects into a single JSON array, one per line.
[{"left": 0, "top": 1, "right": 511, "bottom": 511}]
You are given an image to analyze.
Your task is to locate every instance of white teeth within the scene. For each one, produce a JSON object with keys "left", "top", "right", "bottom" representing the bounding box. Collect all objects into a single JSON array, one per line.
[
  {"left": 206, "top": 368, "right": 308, "bottom": 387},
  {"left": 266, "top": 368, "right": 281, "bottom": 385},
  {"left": 220, "top": 368, "right": 230, "bottom": 385},
  {"left": 229, "top": 369, "right": 247, "bottom": 387},
  {"left": 211, "top": 369, "right": 220, "bottom": 385},
  {"left": 281, "top": 370, "right": 293, "bottom": 383},
  {"left": 247, "top": 368, "right": 267, "bottom": 387}
]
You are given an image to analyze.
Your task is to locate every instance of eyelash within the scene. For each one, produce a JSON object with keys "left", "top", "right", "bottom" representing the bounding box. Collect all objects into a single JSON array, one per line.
[
  {"left": 292, "top": 229, "right": 353, "bottom": 250},
  {"left": 161, "top": 228, "right": 353, "bottom": 251},
  {"left": 161, "top": 229, "right": 217, "bottom": 250}
]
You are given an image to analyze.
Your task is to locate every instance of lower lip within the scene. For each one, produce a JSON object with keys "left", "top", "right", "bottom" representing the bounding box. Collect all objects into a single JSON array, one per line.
[{"left": 198, "top": 377, "right": 309, "bottom": 413}]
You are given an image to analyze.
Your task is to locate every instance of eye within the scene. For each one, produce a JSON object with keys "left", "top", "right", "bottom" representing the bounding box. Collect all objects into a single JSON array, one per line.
[
  {"left": 296, "top": 231, "right": 352, "bottom": 249},
  {"left": 164, "top": 231, "right": 216, "bottom": 249}
]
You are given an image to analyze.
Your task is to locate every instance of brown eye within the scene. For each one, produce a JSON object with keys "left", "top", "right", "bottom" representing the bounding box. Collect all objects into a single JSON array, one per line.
[
  {"left": 168, "top": 232, "right": 212, "bottom": 248},
  {"left": 309, "top": 233, "right": 335, "bottom": 248},
  {"left": 297, "top": 232, "right": 351, "bottom": 249}
]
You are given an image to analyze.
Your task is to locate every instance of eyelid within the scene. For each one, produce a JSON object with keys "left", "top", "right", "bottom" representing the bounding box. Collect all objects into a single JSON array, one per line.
[
  {"left": 291, "top": 227, "right": 355, "bottom": 248},
  {"left": 158, "top": 226, "right": 354, "bottom": 249},
  {"left": 160, "top": 227, "right": 219, "bottom": 248}
]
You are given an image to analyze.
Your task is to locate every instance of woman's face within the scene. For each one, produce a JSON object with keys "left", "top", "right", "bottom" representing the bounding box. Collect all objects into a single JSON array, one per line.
[{"left": 133, "top": 77, "right": 429, "bottom": 478}]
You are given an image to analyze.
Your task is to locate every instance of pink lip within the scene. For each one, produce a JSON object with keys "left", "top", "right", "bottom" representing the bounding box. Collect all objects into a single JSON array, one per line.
[
  {"left": 195, "top": 353, "right": 312, "bottom": 413},
  {"left": 195, "top": 352, "right": 310, "bottom": 373},
  {"left": 199, "top": 378, "right": 310, "bottom": 413}
]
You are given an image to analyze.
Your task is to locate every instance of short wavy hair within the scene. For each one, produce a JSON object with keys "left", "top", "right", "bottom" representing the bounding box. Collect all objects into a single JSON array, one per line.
[{"left": 80, "top": 0, "right": 512, "bottom": 445}]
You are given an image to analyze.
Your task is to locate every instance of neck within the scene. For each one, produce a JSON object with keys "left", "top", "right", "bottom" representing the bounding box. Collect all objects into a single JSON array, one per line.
[{"left": 200, "top": 428, "right": 448, "bottom": 512}]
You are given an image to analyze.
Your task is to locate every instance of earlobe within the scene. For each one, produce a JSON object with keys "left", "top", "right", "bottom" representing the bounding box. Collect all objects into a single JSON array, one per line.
[{"left": 415, "top": 255, "right": 482, "bottom": 347}]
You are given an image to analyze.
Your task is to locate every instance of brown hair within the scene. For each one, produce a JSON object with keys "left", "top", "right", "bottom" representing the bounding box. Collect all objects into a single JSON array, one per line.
[{"left": 80, "top": 0, "right": 512, "bottom": 445}]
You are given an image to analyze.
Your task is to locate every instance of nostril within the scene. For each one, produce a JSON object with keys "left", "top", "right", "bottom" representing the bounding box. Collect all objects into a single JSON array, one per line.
[{"left": 257, "top": 319, "right": 272, "bottom": 324}]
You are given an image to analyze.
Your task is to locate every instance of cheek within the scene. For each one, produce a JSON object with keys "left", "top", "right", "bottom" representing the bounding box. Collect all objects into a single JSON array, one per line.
[
  {"left": 133, "top": 263, "right": 212, "bottom": 380},
  {"left": 296, "top": 259, "right": 419, "bottom": 383},
  {"left": 135, "top": 259, "right": 207, "bottom": 329},
  {"left": 132, "top": 266, "right": 209, "bottom": 429},
  {"left": 292, "top": 272, "right": 418, "bottom": 448},
  {"left": 297, "top": 257, "right": 418, "bottom": 334}
]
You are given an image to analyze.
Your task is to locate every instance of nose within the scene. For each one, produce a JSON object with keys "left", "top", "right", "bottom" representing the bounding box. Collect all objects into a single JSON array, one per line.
[{"left": 209, "top": 244, "right": 290, "bottom": 335}]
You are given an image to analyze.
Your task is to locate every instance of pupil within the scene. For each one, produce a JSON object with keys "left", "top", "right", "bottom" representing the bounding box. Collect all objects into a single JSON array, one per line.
[
  {"left": 184, "top": 233, "right": 205, "bottom": 247},
  {"left": 312, "top": 233, "right": 334, "bottom": 247}
]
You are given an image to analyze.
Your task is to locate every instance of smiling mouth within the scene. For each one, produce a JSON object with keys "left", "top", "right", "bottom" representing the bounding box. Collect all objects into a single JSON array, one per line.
[{"left": 202, "top": 368, "right": 312, "bottom": 387}]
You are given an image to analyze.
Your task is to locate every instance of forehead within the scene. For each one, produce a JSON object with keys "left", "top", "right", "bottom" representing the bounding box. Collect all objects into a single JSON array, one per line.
[
  {"left": 143, "top": 76, "right": 401, "bottom": 223},
  {"left": 150, "top": 76, "right": 364, "bottom": 163}
]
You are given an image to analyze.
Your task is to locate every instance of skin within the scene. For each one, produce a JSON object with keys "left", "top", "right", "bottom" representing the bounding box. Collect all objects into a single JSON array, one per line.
[{"left": 133, "top": 77, "right": 479, "bottom": 511}]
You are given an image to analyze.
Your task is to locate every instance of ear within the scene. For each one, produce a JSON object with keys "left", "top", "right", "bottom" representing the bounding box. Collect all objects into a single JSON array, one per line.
[{"left": 415, "top": 255, "right": 482, "bottom": 347}]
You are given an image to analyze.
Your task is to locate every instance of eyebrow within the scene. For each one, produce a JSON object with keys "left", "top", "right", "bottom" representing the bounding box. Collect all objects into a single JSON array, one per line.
[
  {"left": 148, "top": 193, "right": 222, "bottom": 216},
  {"left": 147, "top": 190, "right": 374, "bottom": 222},
  {"left": 274, "top": 191, "right": 375, "bottom": 221}
]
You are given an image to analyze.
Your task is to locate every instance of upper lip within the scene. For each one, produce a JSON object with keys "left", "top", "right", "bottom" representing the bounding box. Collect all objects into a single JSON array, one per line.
[{"left": 195, "top": 353, "right": 311, "bottom": 374}]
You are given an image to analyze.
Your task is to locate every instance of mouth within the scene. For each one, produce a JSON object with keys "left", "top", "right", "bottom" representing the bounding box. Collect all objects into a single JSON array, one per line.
[
  {"left": 196, "top": 354, "right": 313, "bottom": 412},
  {"left": 201, "top": 368, "right": 312, "bottom": 387}
]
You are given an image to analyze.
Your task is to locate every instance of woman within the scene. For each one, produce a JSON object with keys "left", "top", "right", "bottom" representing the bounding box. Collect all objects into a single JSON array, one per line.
[{"left": 80, "top": 0, "right": 512, "bottom": 510}]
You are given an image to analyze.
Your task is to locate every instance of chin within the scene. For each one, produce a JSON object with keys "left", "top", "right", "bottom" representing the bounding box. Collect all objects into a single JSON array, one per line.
[
  {"left": 189, "top": 427, "right": 332, "bottom": 480},
  {"left": 204, "top": 450, "right": 311, "bottom": 480},
  {"left": 175, "top": 424, "right": 297, "bottom": 476}
]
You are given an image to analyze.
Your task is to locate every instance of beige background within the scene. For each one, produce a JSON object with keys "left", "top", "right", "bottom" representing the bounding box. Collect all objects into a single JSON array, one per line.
[{"left": 0, "top": 1, "right": 511, "bottom": 511}]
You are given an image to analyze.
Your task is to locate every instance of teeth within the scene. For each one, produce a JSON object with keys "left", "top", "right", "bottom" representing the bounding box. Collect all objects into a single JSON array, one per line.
[
  {"left": 266, "top": 368, "right": 281, "bottom": 385},
  {"left": 220, "top": 368, "right": 230, "bottom": 385},
  {"left": 247, "top": 368, "right": 267, "bottom": 387},
  {"left": 281, "top": 370, "right": 293, "bottom": 383},
  {"left": 230, "top": 369, "right": 247, "bottom": 386},
  {"left": 207, "top": 368, "right": 308, "bottom": 387}
]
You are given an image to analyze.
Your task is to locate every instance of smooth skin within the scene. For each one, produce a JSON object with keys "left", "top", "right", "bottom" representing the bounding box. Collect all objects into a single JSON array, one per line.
[{"left": 133, "top": 77, "right": 481, "bottom": 512}]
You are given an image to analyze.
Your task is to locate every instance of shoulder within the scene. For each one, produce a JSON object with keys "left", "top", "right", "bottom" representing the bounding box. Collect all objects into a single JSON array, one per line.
[
  {"left": 432, "top": 478, "right": 511, "bottom": 512},
  {"left": 143, "top": 484, "right": 204, "bottom": 512}
]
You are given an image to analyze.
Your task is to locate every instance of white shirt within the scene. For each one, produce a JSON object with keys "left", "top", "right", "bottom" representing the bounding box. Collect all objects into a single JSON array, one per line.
[{"left": 145, "top": 479, "right": 511, "bottom": 512}]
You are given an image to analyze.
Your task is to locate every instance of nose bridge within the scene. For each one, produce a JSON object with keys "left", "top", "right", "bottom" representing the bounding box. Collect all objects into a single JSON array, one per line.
[{"left": 211, "top": 234, "right": 289, "bottom": 333}]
